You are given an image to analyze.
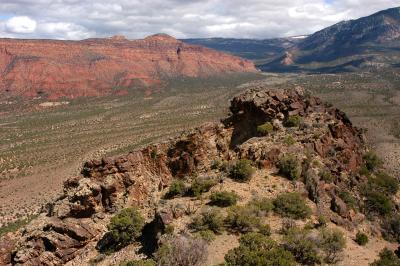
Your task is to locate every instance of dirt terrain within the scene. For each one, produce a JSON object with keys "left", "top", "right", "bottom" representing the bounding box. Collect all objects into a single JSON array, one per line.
[
  {"left": 0, "top": 70, "right": 399, "bottom": 243},
  {"left": 1, "top": 84, "right": 398, "bottom": 266}
]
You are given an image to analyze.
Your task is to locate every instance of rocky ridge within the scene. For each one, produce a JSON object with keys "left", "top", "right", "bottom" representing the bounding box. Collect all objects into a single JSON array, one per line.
[
  {"left": 0, "top": 34, "right": 256, "bottom": 99},
  {"left": 1, "top": 85, "right": 392, "bottom": 265}
]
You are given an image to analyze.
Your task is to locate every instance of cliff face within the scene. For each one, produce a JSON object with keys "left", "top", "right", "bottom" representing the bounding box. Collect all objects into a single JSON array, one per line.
[
  {"left": 0, "top": 86, "right": 372, "bottom": 265},
  {"left": 0, "top": 34, "right": 257, "bottom": 99}
]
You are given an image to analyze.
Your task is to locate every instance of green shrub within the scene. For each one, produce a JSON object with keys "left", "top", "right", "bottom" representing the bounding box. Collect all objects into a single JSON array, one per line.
[
  {"left": 165, "top": 180, "right": 186, "bottom": 199},
  {"left": 355, "top": 232, "right": 369, "bottom": 246},
  {"left": 369, "top": 172, "right": 399, "bottom": 195},
  {"left": 370, "top": 248, "right": 400, "bottom": 266},
  {"left": 188, "top": 177, "right": 217, "bottom": 197},
  {"left": 190, "top": 208, "right": 224, "bottom": 234},
  {"left": 317, "top": 215, "right": 328, "bottom": 228},
  {"left": 247, "top": 197, "right": 274, "bottom": 216},
  {"left": 155, "top": 235, "right": 207, "bottom": 266},
  {"left": 257, "top": 122, "right": 274, "bottom": 135},
  {"left": 382, "top": 215, "right": 400, "bottom": 243},
  {"left": 225, "top": 205, "right": 263, "bottom": 233},
  {"left": 338, "top": 190, "right": 357, "bottom": 210},
  {"left": 209, "top": 191, "right": 238, "bottom": 207},
  {"left": 229, "top": 159, "right": 255, "bottom": 182},
  {"left": 106, "top": 208, "right": 145, "bottom": 252},
  {"left": 284, "top": 135, "right": 296, "bottom": 146},
  {"left": 319, "top": 228, "right": 346, "bottom": 263},
  {"left": 365, "top": 191, "right": 393, "bottom": 216},
  {"left": 284, "top": 115, "right": 301, "bottom": 127},
  {"left": 273, "top": 192, "right": 311, "bottom": 219},
  {"left": 121, "top": 259, "right": 156, "bottom": 266},
  {"left": 164, "top": 224, "right": 174, "bottom": 235},
  {"left": 363, "top": 151, "right": 382, "bottom": 171},
  {"left": 278, "top": 154, "right": 302, "bottom": 180},
  {"left": 320, "top": 170, "right": 334, "bottom": 183},
  {"left": 225, "top": 233, "right": 296, "bottom": 266},
  {"left": 283, "top": 228, "right": 321, "bottom": 265}
]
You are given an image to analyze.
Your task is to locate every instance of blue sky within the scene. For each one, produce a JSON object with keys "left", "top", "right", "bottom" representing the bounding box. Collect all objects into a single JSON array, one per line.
[{"left": 0, "top": 0, "right": 398, "bottom": 40}]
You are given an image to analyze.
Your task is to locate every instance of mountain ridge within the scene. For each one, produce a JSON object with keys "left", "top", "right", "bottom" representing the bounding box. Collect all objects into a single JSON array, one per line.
[{"left": 0, "top": 34, "right": 256, "bottom": 99}]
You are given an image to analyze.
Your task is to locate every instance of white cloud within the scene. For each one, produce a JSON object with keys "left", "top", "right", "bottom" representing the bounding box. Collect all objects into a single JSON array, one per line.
[
  {"left": 5, "top": 16, "right": 37, "bottom": 33},
  {"left": 0, "top": 0, "right": 398, "bottom": 39}
]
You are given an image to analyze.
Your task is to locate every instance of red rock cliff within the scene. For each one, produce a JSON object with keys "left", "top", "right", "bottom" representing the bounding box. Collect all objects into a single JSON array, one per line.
[{"left": 0, "top": 34, "right": 257, "bottom": 99}]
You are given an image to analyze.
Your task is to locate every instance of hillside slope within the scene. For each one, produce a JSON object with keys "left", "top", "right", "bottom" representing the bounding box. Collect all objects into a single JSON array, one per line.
[
  {"left": 182, "top": 37, "right": 303, "bottom": 62},
  {"left": 0, "top": 34, "right": 256, "bottom": 99},
  {"left": 261, "top": 7, "right": 400, "bottom": 72},
  {"left": 1, "top": 85, "right": 398, "bottom": 265}
]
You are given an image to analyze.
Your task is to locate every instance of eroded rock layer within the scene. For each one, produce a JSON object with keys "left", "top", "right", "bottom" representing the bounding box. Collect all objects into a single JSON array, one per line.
[{"left": 0, "top": 34, "right": 256, "bottom": 99}]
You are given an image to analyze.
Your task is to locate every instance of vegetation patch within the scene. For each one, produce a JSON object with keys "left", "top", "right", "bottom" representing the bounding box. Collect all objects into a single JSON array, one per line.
[
  {"left": 209, "top": 191, "right": 238, "bottom": 207},
  {"left": 278, "top": 154, "right": 302, "bottom": 180},
  {"left": 355, "top": 232, "right": 369, "bottom": 246},
  {"left": 284, "top": 115, "right": 302, "bottom": 127},
  {"left": 257, "top": 122, "right": 274, "bottom": 136},
  {"left": 273, "top": 192, "right": 311, "bottom": 219},
  {"left": 190, "top": 208, "right": 225, "bottom": 234},
  {"left": 225, "top": 232, "right": 296, "bottom": 266},
  {"left": 229, "top": 159, "right": 255, "bottom": 182},
  {"left": 363, "top": 151, "right": 382, "bottom": 171},
  {"left": 225, "top": 205, "right": 266, "bottom": 233},
  {"left": 155, "top": 235, "right": 208, "bottom": 266},
  {"left": 187, "top": 176, "right": 217, "bottom": 197},
  {"left": 364, "top": 190, "right": 393, "bottom": 216},
  {"left": 371, "top": 248, "right": 400, "bottom": 266},
  {"left": 164, "top": 180, "right": 186, "bottom": 199},
  {"left": 98, "top": 208, "right": 145, "bottom": 253}
]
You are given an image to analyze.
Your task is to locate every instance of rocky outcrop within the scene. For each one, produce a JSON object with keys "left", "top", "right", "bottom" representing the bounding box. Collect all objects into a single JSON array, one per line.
[
  {"left": 0, "top": 86, "right": 368, "bottom": 265},
  {"left": 0, "top": 34, "right": 257, "bottom": 99}
]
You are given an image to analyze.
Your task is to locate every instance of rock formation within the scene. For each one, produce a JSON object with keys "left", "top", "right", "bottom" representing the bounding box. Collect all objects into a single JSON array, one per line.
[
  {"left": 0, "top": 34, "right": 257, "bottom": 99},
  {"left": 0, "top": 86, "right": 371, "bottom": 265}
]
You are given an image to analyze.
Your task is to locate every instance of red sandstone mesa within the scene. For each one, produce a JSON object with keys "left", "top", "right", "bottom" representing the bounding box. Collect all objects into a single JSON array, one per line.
[{"left": 0, "top": 34, "right": 257, "bottom": 99}]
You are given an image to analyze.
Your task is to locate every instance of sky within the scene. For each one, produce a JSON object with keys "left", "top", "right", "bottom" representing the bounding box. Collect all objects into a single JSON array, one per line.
[{"left": 0, "top": 0, "right": 398, "bottom": 40}]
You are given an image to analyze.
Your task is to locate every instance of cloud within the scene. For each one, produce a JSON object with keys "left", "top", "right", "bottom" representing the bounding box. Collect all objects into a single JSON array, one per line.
[
  {"left": 5, "top": 16, "right": 37, "bottom": 33},
  {"left": 0, "top": 0, "right": 398, "bottom": 39}
]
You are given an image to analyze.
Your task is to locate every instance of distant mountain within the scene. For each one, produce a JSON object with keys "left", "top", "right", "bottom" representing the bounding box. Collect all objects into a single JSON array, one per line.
[
  {"left": 0, "top": 34, "right": 256, "bottom": 99},
  {"left": 261, "top": 7, "right": 400, "bottom": 72},
  {"left": 182, "top": 37, "right": 304, "bottom": 63}
]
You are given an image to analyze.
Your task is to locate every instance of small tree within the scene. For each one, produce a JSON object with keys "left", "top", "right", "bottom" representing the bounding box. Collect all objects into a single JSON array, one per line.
[
  {"left": 278, "top": 155, "right": 302, "bottom": 180},
  {"left": 209, "top": 191, "right": 238, "bottom": 207},
  {"left": 225, "top": 233, "right": 296, "bottom": 266},
  {"left": 229, "top": 159, "right": 255, "bottom": 182},
  {"left": 273, "top": 192, "right": 311, "bottom": 219},
  {"left": 100, "top": 207, "right": 145, "bottom": 252}
]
